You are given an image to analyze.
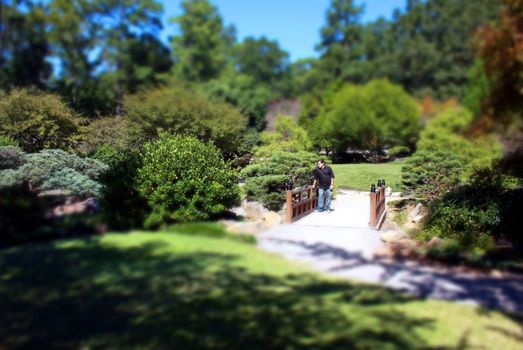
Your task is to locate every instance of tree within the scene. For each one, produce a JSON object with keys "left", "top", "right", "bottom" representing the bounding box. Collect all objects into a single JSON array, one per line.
[
  {"left": 171, "top": 0, "right": 233, "bottom": 82},
  {"left": 124, "top": 85, "right": 247, "bottom": 155},
  {"left": 315, "top": 0, "right": 364, "bottom": 84},
  {"left": 92, "top": 0, "right": 164, "bottom": 116},
  {"left": 233, "top": 36, "right": 291, "bottom": 93},
  {"left": 256, "top": 115, "right": 312, "bottom": 156},
  {"left": 0, "top": 0, "right": 51, "bottom": 88},
  {"left": 316, "top": 79, "right": 420, "bottom": 158},
  {"left": 475, "top": 0, "right": 523, "bottom": 123}
]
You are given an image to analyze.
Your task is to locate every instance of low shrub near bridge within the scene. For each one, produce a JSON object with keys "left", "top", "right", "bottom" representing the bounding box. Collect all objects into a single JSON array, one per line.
[{"left": 241, "top": 150, "right": 317, "bottom": 210}]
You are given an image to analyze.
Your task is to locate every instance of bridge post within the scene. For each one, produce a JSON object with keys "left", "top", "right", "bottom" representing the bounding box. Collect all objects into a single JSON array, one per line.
[
  {"left": 285, "top": 190, "right": 293, "bottom": 224},
  {"left": 369, "top": 184, "right": 377, "bottom": 227}
]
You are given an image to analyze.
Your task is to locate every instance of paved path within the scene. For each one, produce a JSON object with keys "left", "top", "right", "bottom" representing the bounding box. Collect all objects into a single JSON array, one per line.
[{"left": 259, "top": 192, "right": 523, "bottom": 314}]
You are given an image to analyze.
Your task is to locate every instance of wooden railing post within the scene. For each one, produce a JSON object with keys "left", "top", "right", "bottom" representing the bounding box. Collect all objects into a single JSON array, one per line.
[
  {"left": 369, "top": 183, "right": 377, "bottom": 228},
  {"left": 286, "top": 190, "right": 293, "bottom": 224}
]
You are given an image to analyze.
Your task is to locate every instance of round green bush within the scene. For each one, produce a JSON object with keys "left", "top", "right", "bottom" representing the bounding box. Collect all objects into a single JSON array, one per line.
[{"left": 137, "top": 134, "right": 240, "bottom": 227}]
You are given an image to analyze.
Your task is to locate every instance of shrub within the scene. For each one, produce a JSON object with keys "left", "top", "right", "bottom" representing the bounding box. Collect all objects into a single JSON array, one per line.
[
  {"left": 402, "top": 108, "right": 501, "bottom": 199},
  {"left": 0, "top": 184, "right": 47, "bottom": 244},
  {"left": 76, "top": 117, "right": 131, "bottom": 156},
  {"left": 0, "top": 146, "right": 25, "bottom": 170},
  {"left": 0, "top": 135, "right": 18, "bottom": 147},
  {"left": 0, "top": 148, "right": 107, "bottom": 197},
  {"left": 256, "top": 115, "right": 312, "bottom": 156},
  {"left": 136, "top": 134, "right": 239, "bottom": 227},
  {"left": 0, "top": 89, "right": 78, "bottom": 152},
  {"left": 419, "top": 170, "right": 522, "bottom": 257},
  {"left": 242, "top": 150, "right": 317, "bottom": 210},
  {"left": 388, "top": 145, "right": 411, "bottom": 158},
  {"left": 125, "top": 85, "right": 248, "bottom": 155},
  {"left": 99, "top": 148, "right": 149, "bottom": 230}
]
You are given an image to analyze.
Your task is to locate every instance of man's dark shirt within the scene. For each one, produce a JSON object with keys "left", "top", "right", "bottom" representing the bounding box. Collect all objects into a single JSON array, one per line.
[{"left": 314, "top": 166, "right": 335, "bottom": 189}]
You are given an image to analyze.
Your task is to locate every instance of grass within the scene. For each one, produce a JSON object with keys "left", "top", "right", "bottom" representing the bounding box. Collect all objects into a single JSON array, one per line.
[
  {"left": 331, "top": 160, "right": 405, "bottom": 192},
  {"left": 1, "top": 231, "right": 522, "bottom": 349}
]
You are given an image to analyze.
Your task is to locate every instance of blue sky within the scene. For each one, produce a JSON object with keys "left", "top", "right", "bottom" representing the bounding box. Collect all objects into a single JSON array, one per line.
[{"left": 160, "top": 0, "right": 406, "bottom": 62}]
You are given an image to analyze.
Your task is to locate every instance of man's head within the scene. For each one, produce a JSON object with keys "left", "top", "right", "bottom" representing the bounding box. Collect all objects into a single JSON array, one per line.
[{"left": 317, "top": 159, "right": 325, "bottom": 169}]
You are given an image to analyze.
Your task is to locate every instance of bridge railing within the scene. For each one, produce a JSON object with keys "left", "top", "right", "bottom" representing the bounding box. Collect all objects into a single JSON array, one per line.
[
  {"left": 285, "top": 184, "right": 317, "bottom": 223},
  {"left": 369, "top": 179, "right": 387, "bottom": 229}
]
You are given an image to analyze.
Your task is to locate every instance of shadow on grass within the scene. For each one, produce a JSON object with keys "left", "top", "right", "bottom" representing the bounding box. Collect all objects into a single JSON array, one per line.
[{"left": 0, "top": 237, "right": 444, "bottom": 349}]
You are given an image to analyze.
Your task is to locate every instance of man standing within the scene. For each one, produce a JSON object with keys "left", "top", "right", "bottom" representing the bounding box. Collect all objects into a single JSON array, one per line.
[{"left": 312, "top": 159, "right": 335, "bottom": 212}]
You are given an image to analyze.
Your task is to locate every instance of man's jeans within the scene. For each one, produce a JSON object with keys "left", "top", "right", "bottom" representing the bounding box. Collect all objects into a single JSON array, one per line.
[{"left": 318, "top": 188, "right": 332, "bottom": 210}]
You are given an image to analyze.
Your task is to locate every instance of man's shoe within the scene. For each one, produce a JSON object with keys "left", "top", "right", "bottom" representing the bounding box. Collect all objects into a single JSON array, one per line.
[
  {"left": 326, "top": 208, "right": 334, "bottom": 212},
  {"left": 316, "top": 208, "right": 325, "bottom": 212}
]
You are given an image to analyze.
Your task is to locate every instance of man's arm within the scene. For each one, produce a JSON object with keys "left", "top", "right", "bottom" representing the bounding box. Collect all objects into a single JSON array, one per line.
[{"left": 330, "top": 167, "right": 334, "bottom": 189}]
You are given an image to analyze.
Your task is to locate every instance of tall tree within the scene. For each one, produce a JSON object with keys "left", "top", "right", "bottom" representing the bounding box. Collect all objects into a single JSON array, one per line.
[
  {"left": 0, "top": 0, "right": 51, "bottom": 88},
  {"left": 475, "top": 0, "right": 523, "bottom": 123},
  {"left": 93, "top": 0, "right": 164, "bottom": 116},
  {"left": 315, "top": 0, "right": 364, "bottom": 84},
  {"left": 171, "top": 0, "right": 233, "bottom": 82}
]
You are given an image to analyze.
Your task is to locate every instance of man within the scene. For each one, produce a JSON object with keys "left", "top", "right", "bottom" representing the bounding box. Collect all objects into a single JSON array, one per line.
[{"left": 312, "top": 159, "right": 335, "bottom": 212}]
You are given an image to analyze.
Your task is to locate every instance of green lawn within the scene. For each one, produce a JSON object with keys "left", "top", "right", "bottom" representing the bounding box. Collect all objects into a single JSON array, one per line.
[
  {"left": 1, "top": 231, "right": 522, "bottom": 349},
  {"left": 332, "top": 160, "right": 405, "bottom": 191}
]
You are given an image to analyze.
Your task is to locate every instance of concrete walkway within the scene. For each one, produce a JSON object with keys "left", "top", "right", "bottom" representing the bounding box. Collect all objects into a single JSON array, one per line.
[{"left": 258, "top": 192, "right": 523, "bottom": 314}]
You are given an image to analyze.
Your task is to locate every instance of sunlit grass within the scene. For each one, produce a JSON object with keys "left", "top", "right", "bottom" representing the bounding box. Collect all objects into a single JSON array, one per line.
[
  {"left": 1, "top": 232, "right": 521, "bottom": 349},
  {"left": 331, "top": 161, "right": 405, "bottom": 192}
]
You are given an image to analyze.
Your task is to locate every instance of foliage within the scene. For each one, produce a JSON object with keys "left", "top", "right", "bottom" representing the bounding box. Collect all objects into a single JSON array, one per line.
[
  {"left": 402, "top": 108, "right": 502, "bottom": 199},
  {"left": 256, "top": 115, "right": 312, "bottom": 156},
  {"left": 0, "top": 89, "right": 79, "bottom": 152},
  {"left": 0, "top": 184, "right": 47, "bottom": 245},
  {"left": 165, "top": 222, "right": 256, "bottom": 244},
  {"left": 388, "top": 145, "right": 411, "bottom": 158},
  {"left": 76, "top": 117, "right": 131, "bottom": 156},
  {"left": 124, "top": 85, "right": 247, "bottom": 155},
  {"left": 315, "top": 80, "right": 420, "bottom": 156},
  {"left": 0, "top": 0, "right": 51, "bottom": 89},
  {"left": 0, "top": 135, "right": 19, "bottom": 147},
  {"left": 0, "top": 148, "right": 108, "bottom": 198},
  {"left": 171, "top": 0, "right": 233, "bottom": 82},
  {"left": 420, "top": 169, "right": 523, "bottom": 257},
  {"left": 233, "top": 36, "right": 291, "bottom": 95},
  {"left": 0, "top": 146, "right": 25, "bottom": 170},
  {"left": 98, "top": 148, "right": 148, "bottom": 230},
  {"left": 475, "top": 0, "right": 523, "bottom": 122},
  {"left": 242, "top": 150, "right": 317, "bottom": 210},
  {"left": 203, "top": 73, "right": 272, "bottom": 131},
  {"left": 136, "top": 134, "right": 239, "bottom": 227}
]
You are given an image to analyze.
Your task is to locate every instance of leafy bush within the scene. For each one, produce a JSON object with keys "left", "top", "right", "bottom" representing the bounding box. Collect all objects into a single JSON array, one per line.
[
  {"left": 256, "top": 115, "right": 312, "bottom": 156},
  {"left": 0, "top": 135, "right": 18, "bottom": 147},
  {"left": 0, "top": 89, "right": 78, "bottom": 152},
  {"left": 419, "top": 169, "right": 523, "bottom": 258},
  {"left": 402, "top": 108, "right": 501, "bottom": 199},
  {"left": 136, "top": 134, "right": 240, "bottom": 227},
  {"left": 0, "top": 146, "right": 25, "bottom": 170},
  {"left": 0, "top": 184, "right": 47, "bottom": 245},
  {"left": 98, "top": 148, "right": 149, "bottom": 230},
  {"left": 314, "top": 79, "right": 420, "bottom": 156},
  {"left": 76, "top": 117, "right": 131, "bottom": 156},
  {"left": 0, "top": 148, "right": 107, "bottom": 197},
  {"left": 242, "top": 150, "right": 317, "bottom": 210},
  {"left": 388, "top": 145, "right": 411, "bottom": 158},
  {"left": 125, "top": 85, "right": 247, "bottom": 155}
]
